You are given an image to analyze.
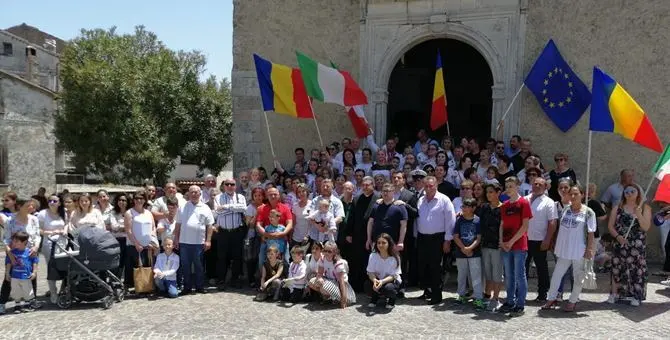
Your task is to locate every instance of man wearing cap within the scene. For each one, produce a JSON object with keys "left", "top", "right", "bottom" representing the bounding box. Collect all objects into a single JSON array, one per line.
[{"left": 410, "top": 169, "right": 427, "bottom": 198}]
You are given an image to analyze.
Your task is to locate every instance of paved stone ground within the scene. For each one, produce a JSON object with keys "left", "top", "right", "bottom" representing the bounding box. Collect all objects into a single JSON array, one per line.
[{"left": 2, "top": 253, "right": 670, "bottom": 340}]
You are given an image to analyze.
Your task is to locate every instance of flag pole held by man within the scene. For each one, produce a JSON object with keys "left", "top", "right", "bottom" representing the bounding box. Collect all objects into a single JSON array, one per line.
[{"left": 430, "top": 51, "right": 448, "bottom": 131}]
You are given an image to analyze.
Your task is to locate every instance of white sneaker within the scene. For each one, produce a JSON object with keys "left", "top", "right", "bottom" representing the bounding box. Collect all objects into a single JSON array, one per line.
[
  {"left": 607, "top": 294, "right": 617, "bottom": 304},
  {"left": 487, "top": 299, "right": 501, "bottom": 311},
  {"left": 661, "top": 279, "right": 670, "bottom": 286},
  {"left": 630, "top": 299, "right": 640, "bottom": 307},
  {"left": 367, "top": 302, "right": 376, "bottom": 308}
]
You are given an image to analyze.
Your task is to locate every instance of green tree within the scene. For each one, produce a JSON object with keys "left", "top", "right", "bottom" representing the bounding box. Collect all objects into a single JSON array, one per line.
[{"left": 55, "top": 26, "right": 232, "bottom": 185}]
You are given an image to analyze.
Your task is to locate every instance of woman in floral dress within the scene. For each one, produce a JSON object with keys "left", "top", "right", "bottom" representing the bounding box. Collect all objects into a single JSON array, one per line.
[{"left": 607, "top": 183, "right": 651, "bottom": 306}]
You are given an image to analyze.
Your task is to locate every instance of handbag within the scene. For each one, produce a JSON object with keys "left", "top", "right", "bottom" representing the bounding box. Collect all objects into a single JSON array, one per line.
[
  {"left": 133, "top": 250, "right": 155, "bottom": 293},
  {"left": 582, "top": 258, "right": 598, "bottom": 290}
]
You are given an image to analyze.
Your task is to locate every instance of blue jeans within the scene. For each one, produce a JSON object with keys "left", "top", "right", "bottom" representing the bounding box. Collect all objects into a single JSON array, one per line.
[
  {"left": 179, "top": 243, "right": 204, "bottom": 291},
  {"left": 155, "top": 278, "right": 178, "bottom": 298},
  {"left": 502, "top": 250, "right": 528, "bottom": 308}
]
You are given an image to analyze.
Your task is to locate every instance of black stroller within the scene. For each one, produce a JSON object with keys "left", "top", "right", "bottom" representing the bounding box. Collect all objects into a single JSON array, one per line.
[{"left": 51, "top": 227, "right": 125, "bottom": 309}]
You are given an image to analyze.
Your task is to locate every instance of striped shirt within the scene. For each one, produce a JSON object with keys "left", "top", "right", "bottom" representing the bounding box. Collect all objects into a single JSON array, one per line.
[{"left": 213, "top": 192, "right": 247, "bottom": 229}]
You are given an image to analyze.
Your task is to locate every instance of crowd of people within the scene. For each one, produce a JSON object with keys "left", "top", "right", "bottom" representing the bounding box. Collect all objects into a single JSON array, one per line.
[{"left": 1, "top": 128, "right": 670, "bottom": 316}]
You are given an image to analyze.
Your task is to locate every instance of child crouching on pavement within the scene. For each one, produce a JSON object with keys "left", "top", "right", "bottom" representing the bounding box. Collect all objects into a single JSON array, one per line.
[
  {"left": 255, "top": 245, "right": 285, "bottom": 301},
  {"left": 279, "top": 246, "right": 307, "bottom": 303},
  {"left": 153, "top": 237, "right": 180, "bottom": 298},
  {"left": 4, "top": 231, "right": 39, "bottom": 313},
  {"left": 453, "top": 198, "right": 485, "bottom": 310}
]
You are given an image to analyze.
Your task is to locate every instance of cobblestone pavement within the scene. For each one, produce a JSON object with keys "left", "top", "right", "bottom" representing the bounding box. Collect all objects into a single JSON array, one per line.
[{"left": 2, "top": 253, "right": 670, "bottom": 340}]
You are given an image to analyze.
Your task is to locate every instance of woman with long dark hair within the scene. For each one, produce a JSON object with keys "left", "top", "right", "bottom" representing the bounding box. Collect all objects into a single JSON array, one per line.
[
  {"left": 125, "top": 190, "right": 158, "bottom": 292},
  {"left": 111, "top": 193, "right": 130, "bottom": 283},
  {"left": 366, "top": 233, "right": 402, "bottom": 309},
  {"left": 244, "top": 187, "right": 266, "bottom": 288},
  {"left": 37, "top": 194, "right": 67, "bottom": 303}
]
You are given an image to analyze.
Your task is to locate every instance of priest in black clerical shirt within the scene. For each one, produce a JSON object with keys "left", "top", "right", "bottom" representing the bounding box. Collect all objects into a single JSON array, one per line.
[{"left": 345, "top": 176, "right": 379, "bottom": 292}]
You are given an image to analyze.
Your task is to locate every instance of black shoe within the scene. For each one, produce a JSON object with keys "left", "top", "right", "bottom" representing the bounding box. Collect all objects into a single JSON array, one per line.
[
  {"left": 509, "top": 306, "right": 525, "bottom": 317},
  {"left": 415, "top": 291, "right": 430, "bottom": 300},
  {"left": 427, "top": 298, "right": 442, "bottom": 305},
  {"left": 534, "top": 295, "right": 547, "bottom": 303},
  {"left": 465, "top": 290, "right": 473, "bottom": 298},
  {"left": 196, "top": 289, "right": 207, "bottom": 294},
  {"left": 396, "top": 290, "right": 405, "bottom": 299},
  {"left": 387, "top": 298, "right": 396, "bottom": 307},
  {"left": 230, "top": 280, "right": 242, "bottom": 289},
  {"left": 217, "top": 284, "right": 227, "bottom": 291},
  {"left": 498, "top": 302, "right": 515, "bottom": 314}
]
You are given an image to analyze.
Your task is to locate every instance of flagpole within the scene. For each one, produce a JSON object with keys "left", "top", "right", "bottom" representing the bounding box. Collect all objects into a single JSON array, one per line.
[
  {"left": 624, "top": 175, "right": 655, "bottom": 239},
  {"left": 261, "top": 110, "right": 276, "bottom": 158},
  {"left": 496, "top": 84, "right": 525, "bottom": 132},
  {"left": 308, "top": 99, "right": 325, "bottom": 148},
  {"left": 446, "top": 122, "right": 452, "bottom": 137},
  {"left": 584, "top": 131, "right": 593, "bottom": 203}
]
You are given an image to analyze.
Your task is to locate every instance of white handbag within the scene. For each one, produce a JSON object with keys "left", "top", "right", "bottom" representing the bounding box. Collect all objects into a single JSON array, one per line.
[{"left": 582, "top": 259, "right": 598, "bottom": 290}]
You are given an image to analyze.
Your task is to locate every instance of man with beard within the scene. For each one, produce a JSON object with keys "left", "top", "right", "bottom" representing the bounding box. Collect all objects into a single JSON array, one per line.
[{"left": 345, "top": 176, "right": 379, "bottom": 292}]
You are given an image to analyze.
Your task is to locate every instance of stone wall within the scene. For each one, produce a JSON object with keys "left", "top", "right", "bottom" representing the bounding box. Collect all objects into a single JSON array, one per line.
[
  {"left": 232, "top": 0, "right": 361, "bottom": 173},
  {"left": 0, "top": 76, "right": 57, "bottom": 198},
  {"left": 521, "top": 0, "right": 669, "bottom": 257},
  {"left": 0, "top": 30, "right": 60, "bottom": 91}
]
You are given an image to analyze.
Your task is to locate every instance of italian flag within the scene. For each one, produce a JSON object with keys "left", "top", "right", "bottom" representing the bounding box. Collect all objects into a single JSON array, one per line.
[
  {"left": 296, "top": 51, "right": 368, "bottom": 107},
  {"left": 653, "top": 144, "right": 670, "bottom": 203}
]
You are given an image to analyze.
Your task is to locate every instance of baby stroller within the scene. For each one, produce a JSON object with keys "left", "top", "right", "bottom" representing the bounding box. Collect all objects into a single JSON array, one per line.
[{"left": 51, "top": 227, "right": 125, "bottom": 309}]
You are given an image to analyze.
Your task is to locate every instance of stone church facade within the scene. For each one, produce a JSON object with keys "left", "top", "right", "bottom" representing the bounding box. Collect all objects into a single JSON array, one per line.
[{"left": 232, "top": 0, "right": 669, "bottom": 214}]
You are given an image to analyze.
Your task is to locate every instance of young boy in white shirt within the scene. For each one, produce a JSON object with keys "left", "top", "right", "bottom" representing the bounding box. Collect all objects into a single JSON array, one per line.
[
  {"left": 153, "top": 237, "right": 180, "bottom": 298},
  {"left": 279, "top": 246, "right": 307, "bottom": 303}
]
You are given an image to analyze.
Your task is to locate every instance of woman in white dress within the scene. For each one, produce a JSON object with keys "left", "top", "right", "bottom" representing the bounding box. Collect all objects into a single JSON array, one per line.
[
  {"left": 37, "top": 194, "right": 67, "bottom": 303},
  {"left": 125, "top": 190, "right": 157, "bottom": 291},
  {"left": 111, "top": 193, "right": 129, "bottom": 283}
]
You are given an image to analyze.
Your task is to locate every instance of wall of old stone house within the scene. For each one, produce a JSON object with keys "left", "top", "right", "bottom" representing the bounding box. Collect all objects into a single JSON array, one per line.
[
  {"left": 521, "top": 0, "right": 670, "bottom": 257},
  {"left": 232, "top": 0, "right": 361, "bottom": 171},
  {"left": 0, "top": 31, "right": 60, "bottom": 91},
  {"left": 0, "top": 77, "right": 57, "bottom": 197}
]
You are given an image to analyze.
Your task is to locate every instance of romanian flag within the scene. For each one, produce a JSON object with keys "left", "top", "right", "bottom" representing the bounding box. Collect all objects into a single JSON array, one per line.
[
  {"left": 590, "top": 67, "right": 663, "bottom": 152},
  {"left": 430, "top": 51, "right": 448, "bottom": 131},
  {"left": 253, "top": 54, "right": 314, "bottom": 119}
]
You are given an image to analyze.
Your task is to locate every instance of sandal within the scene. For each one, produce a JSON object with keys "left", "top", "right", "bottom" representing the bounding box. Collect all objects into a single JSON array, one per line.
[
  {"left": 562, "top": 302, "right": 576, "bottom": 312},
  {"left": 541, "top": 300, "right": 558, "bottom": 310}
]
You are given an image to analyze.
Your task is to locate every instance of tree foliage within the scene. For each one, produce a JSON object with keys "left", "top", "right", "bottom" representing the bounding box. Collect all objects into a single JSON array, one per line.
[{"left": 55, "top": 26, "right": 232, "bottom": 185}]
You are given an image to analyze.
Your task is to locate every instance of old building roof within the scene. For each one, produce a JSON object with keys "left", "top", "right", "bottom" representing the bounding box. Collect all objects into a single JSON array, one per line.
[
  {"left": 5, "top": 23, "right": 65, "bottom": 54},
  {"left": 0, "top": 69, "right": 57, "bottom": 97}
]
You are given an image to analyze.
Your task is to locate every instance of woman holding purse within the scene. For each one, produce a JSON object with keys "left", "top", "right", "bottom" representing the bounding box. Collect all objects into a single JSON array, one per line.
[
  {"left": 244, "top": 187, "right": 266, "bottom": 288},
  {"left": 125, "top": 190, "right": 158, "bottom": 293},
  {"left": 542, "top": 185, "right": 596, "bottom": 312}
]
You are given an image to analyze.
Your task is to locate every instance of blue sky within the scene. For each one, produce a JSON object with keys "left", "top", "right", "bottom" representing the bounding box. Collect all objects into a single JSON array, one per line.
[{"left": 1, "top": 0, "right": 233, "bottom": 81}]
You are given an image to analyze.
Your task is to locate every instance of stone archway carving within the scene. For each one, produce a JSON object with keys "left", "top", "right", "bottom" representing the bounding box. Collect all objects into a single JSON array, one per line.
[{"left": 360, "top": 6, "right": 525, "bottom": 145}]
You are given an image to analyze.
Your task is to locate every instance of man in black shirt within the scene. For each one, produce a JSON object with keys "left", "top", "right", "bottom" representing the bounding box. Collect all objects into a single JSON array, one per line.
[
  {"left": 435, "top": 165, "right": 458, "bottom": 200},
  {"left": 345, "top": 176, "right": 379, "bottom": 292}
]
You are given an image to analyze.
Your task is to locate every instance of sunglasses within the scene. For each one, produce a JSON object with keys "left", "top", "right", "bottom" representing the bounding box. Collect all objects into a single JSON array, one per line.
[
  {"left": 48, "top": 200, "right": 59, "bottom": 204},
  {"left": 224, "top": 183, "right": 236, "bottom": 186},
  {"left": 624, "top": 189, "right": 638, "bottom": 194}
]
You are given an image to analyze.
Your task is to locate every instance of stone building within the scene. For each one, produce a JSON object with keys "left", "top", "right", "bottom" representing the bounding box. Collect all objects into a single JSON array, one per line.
[
  {"left": 0, "top": 28, "right": 60, "bottom": 197},
  {"left": 233, "top": 0, "right": 670, "bottom": 256}
]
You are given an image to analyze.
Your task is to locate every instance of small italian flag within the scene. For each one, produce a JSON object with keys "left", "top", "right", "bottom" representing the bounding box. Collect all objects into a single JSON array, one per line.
[
  {"left": 653, "top": 144, "right": 670, "bottom": 203},
  {"left": 296, "top": 51, "right": 368, "bottom": 107}
]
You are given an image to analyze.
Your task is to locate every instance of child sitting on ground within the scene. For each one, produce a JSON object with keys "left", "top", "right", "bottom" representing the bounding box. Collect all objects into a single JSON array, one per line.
[
  {"left": 308, "top": 199, "right": 336, "bottom": 243},
  {"left": 255, "top": 245, "right": 285, "bottom": 301},
  {"left": 4, "top": 231, "right": 39, "bottom": 313},
  {"left": 279, "top": 246, "right": 307, "bottom": 303},
  {"left": 153, "top": 237, "right": 180, "bottom": 298}
]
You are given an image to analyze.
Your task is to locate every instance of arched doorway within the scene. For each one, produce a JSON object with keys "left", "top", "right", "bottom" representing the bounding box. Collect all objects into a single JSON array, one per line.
[{"left": 386, "top": 39, "right": 494, "bottom": 148}]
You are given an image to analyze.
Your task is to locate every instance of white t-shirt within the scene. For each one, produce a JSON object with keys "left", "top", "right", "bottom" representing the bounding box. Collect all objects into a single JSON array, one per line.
[
  {"left": 176, "top": 201, "right": 215, "bottom": 245},
  {"left": 319, "top": 258, "right": 349, "bottom": 281},
  {"left": 554, "top": 206, "right": 597, "bottom": 260},
  {"left": 157, "top": 217, "right": 177, "bottom": 241},
  {"left": 152, "top": 195, "right": 187, "bottom": 215},
  {"left": 287, "top": 260, "right": 307, "bottom": 289},
  {"left": 291, "top": 201, "right": 312, "bottom": 242},
  {"left": 525, "top": 194, "right": 558, "bottom": 241},
  {"left": 129, "top": 208, "right": 154, "bottom": 247},
  {"left": 37, "top": 210, "right": 65, "bottom": 232},
  {"left": 366, "top": 252, "right": 402, "bottom": 283}
]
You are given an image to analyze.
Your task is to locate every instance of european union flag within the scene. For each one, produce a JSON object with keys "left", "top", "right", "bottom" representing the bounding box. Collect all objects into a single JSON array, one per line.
[{"left": 524, "top": 39, "right": 591, "bottom": 132}]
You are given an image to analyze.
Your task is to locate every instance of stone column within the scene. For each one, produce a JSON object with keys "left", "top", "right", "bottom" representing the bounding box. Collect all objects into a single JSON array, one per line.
[
  {"left": 371, "top": 88, "right": 388, "bottom": 146},
  {"left": 231, "top": 70, "right": 263, "bottom": 174}
]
